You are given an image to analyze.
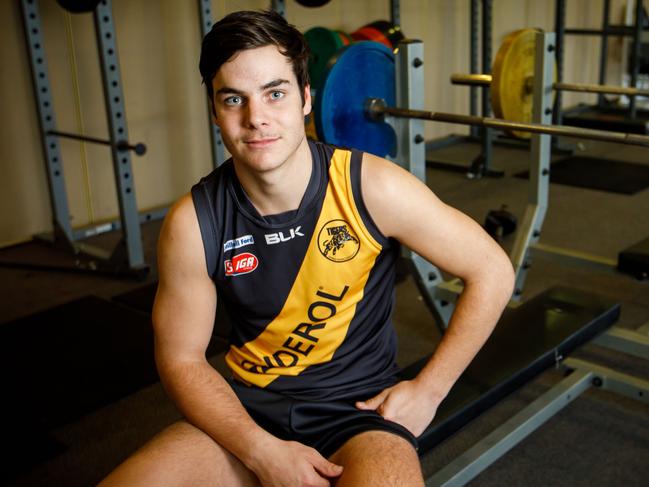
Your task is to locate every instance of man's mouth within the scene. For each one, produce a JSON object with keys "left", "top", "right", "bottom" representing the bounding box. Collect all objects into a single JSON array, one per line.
[{"left": 244, "top": 137, "right": 280, "bottom": 147}]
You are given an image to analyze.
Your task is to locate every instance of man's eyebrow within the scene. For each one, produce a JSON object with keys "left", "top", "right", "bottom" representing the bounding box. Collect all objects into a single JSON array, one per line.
[
  {"left": 215, "top": 79, "right": 291, "bottom": 96},
  {"left": 215, "top": 86, "right": 244, "bottom": 96},
  {"left": 261, "top": 78, "right": 290, "bottom": 90}
]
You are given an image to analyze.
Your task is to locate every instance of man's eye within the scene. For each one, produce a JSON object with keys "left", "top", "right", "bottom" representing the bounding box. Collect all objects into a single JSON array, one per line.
[
  {"left": 224, "top": 96, "right": 242, "bottom": 106},
  {"left": 270, "top": 91, "right": 284, "bottom": 100}
]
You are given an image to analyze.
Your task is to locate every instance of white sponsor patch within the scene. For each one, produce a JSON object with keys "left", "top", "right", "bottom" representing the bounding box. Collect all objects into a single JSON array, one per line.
[{"left": 223, "top": 234, "right": 254, "bottom": 252}]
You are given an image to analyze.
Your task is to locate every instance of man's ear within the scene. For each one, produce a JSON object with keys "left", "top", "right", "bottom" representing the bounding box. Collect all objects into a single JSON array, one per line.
[{"left": 303, "top": 84, "right": 312, "bottom": 116}]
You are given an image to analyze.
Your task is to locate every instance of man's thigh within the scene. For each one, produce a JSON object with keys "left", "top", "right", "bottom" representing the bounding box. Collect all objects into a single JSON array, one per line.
[
  {"left": 328, "top": 430, "right": 424, "bottom": 487},
  {"left": 98, "top": 420, "right": 260, "bottom": 487}
]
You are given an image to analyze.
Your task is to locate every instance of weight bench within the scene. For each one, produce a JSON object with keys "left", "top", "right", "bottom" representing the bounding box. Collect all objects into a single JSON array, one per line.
[{"left": 398, "top": 285, "right": 648, "bottom": 485}]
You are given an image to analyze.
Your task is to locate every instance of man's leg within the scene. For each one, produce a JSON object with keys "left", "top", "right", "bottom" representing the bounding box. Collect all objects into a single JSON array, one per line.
[
  {"left": 329, "top": 430, "right": 424, "bottom": 487},
  {"left": 98, "top": 420, "right": 261, "bottom": 487}
]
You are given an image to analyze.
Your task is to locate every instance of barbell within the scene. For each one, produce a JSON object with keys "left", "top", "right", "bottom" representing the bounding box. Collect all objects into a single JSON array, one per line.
[
  {"left": 48, "top": 130, "right": 147, "bottom": 156},
  {"left": 451, "top": 28, "right": 649, "bottom": 138},
  {"left": 313, "top": 41, "right": 649, "bottom": 157}
]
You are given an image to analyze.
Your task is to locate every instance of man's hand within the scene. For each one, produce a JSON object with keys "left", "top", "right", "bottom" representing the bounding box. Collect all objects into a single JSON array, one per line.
[
  {"left": 250, "top": 438, "right": 343, "bottom": 487},
  {"left": 355, "top": 380, "right": 441, "bottom": 437}
]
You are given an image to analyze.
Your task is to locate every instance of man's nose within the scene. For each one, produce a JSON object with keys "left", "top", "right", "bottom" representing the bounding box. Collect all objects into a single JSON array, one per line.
[{"left": 245, "top": 98, "right": 269, "bottom": 128}]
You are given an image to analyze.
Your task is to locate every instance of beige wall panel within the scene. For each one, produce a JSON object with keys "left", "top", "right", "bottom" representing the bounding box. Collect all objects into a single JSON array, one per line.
[{"left": 1, "top": 0, "right": 644, "bottom": 246}]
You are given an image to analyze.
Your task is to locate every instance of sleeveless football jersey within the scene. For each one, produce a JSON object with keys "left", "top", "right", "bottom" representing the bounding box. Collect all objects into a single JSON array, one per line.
[{"left": 191, "top": 140, "right": 400, "bottom": 401}]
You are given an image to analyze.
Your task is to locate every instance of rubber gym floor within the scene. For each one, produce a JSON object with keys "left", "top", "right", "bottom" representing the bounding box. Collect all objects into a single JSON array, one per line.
[{"left": 0, "top": 136, "right": 647, "bottom": 486}]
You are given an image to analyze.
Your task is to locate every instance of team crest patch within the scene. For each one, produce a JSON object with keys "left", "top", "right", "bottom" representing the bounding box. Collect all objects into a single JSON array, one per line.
[
  {"left": 317, "top": 219, "right": 360, "bottom": 262},
  {"left": 225, "top": 252, "right": 259, "bottom": 276}
]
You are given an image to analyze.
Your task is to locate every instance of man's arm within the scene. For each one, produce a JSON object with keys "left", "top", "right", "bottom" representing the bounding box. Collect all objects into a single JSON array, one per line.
[
  {"left": 356, "top": 153, "right": 515, "bottom": 436},
  {"left": 153, "top": 194, "right": 342, "bottom": 486}
]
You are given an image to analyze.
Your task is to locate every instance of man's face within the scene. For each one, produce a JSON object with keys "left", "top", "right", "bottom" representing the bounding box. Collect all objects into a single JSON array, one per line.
[{"left": 211, "top": 45, "right": 312, "bottom": 173}]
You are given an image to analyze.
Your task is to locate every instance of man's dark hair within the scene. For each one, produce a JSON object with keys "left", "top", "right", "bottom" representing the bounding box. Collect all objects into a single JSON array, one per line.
[{"left": 199, "top": 10, "right": 310, "bottom": 112}]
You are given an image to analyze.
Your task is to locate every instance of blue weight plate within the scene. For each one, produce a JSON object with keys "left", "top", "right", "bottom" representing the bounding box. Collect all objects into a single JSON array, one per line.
[{"left": 314, "top": 41, "right": 396, "bottom": 157}]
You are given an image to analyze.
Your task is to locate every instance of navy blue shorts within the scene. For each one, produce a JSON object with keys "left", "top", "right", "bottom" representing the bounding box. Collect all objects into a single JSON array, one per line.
[{"left": 229, "top": 380, "right": 418, "bottom": 458}]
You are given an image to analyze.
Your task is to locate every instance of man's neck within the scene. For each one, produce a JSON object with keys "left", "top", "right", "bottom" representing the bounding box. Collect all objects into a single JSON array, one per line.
[{"left": 233, "top": 138, "right": 312, "bottom": 217}]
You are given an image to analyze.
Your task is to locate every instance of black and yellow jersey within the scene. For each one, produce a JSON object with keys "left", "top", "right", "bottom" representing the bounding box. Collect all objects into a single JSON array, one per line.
[{"left": 191, "top": 141, "right": 400, "bottom": 401}]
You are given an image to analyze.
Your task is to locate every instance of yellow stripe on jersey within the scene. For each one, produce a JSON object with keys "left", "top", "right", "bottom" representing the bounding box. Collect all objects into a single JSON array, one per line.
[{"left": 225, "top": 149, "right": 383, "bottom": 387}]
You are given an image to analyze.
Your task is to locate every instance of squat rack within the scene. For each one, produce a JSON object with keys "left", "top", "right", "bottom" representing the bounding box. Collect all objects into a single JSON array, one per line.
[{"left": 18, "top": 0, "right": 165, "bottom": 278}]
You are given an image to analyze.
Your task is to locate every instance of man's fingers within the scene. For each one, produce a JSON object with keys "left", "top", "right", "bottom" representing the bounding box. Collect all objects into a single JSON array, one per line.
[
  {"left": 355, "top": 389, "right": 388, "bottom": 410},
  {"left": 312, "top": 455, "right": 344, "bottom": 479}
]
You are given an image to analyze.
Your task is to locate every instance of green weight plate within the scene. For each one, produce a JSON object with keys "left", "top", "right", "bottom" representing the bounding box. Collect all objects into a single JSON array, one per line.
[{"left": 305, "top": 26, "right": 345, "bottom": 91}]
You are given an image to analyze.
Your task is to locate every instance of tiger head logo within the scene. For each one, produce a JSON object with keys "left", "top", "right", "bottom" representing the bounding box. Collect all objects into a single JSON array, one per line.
[{"left": 317, "top": 219, "right": 360, "bottom": 262}]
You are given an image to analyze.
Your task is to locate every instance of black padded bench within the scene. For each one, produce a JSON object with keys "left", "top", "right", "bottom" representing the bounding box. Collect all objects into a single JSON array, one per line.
[{"left": 400, "top": 286, "right": 621, "bottom": 455}]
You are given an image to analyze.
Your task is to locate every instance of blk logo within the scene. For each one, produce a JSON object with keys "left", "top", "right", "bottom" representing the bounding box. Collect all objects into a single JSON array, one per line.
[{"left": 265, "top": 226, "right": 304, "bottom": 245}]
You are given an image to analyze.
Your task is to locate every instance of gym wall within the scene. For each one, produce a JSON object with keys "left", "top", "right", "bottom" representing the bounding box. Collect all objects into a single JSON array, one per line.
[{"left": 0, "top": 0, "right": 633, "bottom": 247}]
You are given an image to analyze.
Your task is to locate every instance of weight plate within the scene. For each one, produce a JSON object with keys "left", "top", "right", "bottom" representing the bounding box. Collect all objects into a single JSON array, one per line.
[
  {"left": 490, "top": 28, "right": 539, "bottom": 139},
  {"left": 295, "top": 0, "right": 331, "bottom": 7},
  {"left": 315, "top": 42, "right": 396, "bottom": 157},
  {"left": 350, "top": 26, "right": 392, "bottom": 49},
  {"left": 367, "top": 20, "right": 405, "bottom": 48},
  {"left": 305, "top": 26, "right": 345, "bottom": 91},
  {"left": 336, "top": 30, "right": 353, "bottom": 46}
]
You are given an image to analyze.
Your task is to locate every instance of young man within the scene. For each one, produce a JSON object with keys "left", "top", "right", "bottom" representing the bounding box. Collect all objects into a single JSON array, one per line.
[{"left": 100, "top": 10, "right": 514, "bottom": 487}]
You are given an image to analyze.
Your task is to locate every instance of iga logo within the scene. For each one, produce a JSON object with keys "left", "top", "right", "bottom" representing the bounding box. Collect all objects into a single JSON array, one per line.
[{"left": 224, "top": 252, "right": 258, "bottom": 276}]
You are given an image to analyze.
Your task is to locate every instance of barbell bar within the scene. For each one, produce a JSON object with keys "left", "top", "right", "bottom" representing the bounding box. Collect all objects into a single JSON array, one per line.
[
  {"left": 48, "top": 130, "right": 147, "bottom": 156},
  {"left": 313, "top": 41, "right": 649, "bottom": 157},
  {"left": 365, "top": 98, "right": 649, "bottom": 147},
  {"left": 450, "top": 73, "right": 649, "bottom": 97}
]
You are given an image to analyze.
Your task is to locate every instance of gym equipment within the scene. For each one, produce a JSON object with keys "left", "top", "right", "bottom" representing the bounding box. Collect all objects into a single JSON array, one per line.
[
  {"left": 451, "top": 28, "right": 649, "bottom": 138},
  {"left": 555, "top": 0, "right": 649, "bottom": 121},
  {"left": 351, "top": 20, "right": 403, "bottom": 49},
  {"left": 618, "top": 236, "right": 649, "bottom": 280},
  {"left": 514, "top": 155, "right": 649, "bottom": 195},
  {"left": 56, "top": 0, "right": 100, "bottom": 13},
  {"left": 401, "top": 287, "right": 630, "bottom": 459},
  {"left": 484, "top": 206, "right": 517, "bottom": 241},
  {"left": 316, "top": 41, "right": 649, "bottom": 159},
  {"left": 304, "top": 27, "right": 346, "bottom": 91},
  {"left": 19, "top": 0, "right": 163, "bottom": 278},
  {"left": 351, "top": 20, "right": 404, "bottom": 49},
  {"left": 314, "top": 42, "right": 397, "bottom": 157},
  {"left": 48, "top": 130, "right": 147, "bottom": 156},
  {"left": 295, "top": 0, "right": 331, "bottom": 7},
  {"left": 336, "top": 30, "right": 353, "bottom": 46},
  {"left": 198, "top": 0, "right": 226, "bottom": 168}
]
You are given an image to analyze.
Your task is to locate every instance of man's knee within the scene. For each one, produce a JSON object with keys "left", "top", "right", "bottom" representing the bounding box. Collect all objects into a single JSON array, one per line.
[{"left": 330, "top": 430, "right": 423, "bottom": 486}]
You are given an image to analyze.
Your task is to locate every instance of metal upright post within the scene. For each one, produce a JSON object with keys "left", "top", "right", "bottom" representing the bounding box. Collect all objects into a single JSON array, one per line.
[
  {"left": 198, "top": 0, "right": 225, "bottom": 168},
  {"left": 510, "top": 32, "right": 555, "bottom": 298},
  {"left": 629, "top": 0, "right": 643, "bottom": 118},
  {"left": 390, "top": 0, "right": 401, "bottom": 27},
  {"left": 470, "top": 0, "right": 479, "bottom": 137},
  {"left": 271, "top": 0, "right": 286, "bottom": 17},
  {"left": 93, "top": 0, "right": 146, "bottom": 272},
  {"left": 597, "top": 0, "right": 611, "bottom": 107},
  {"left": 391, "top": 41, "right": 453, "bottom": 330},
  {"left": 20, "top": 0, "right": 75, "bottom": 249},
  {"left": 553, "top": 0, "right": 566, "bottom": 126},
  {"left": 476, "top": 0, "right": 493, "bottom": 177}
]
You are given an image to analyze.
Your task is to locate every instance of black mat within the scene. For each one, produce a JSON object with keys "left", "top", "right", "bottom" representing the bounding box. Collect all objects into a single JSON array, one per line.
[
  {"left": 0, "top": 296, "right": 158, "bottom": 478},
  {"left": 514, "top": 156, "right": 649, "bottom": 194}
]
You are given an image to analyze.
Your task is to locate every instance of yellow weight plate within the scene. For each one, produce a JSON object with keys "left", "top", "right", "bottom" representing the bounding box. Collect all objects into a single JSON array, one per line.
[{"left": 491, "top": 28, "right": 540, "bottom": 139}]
